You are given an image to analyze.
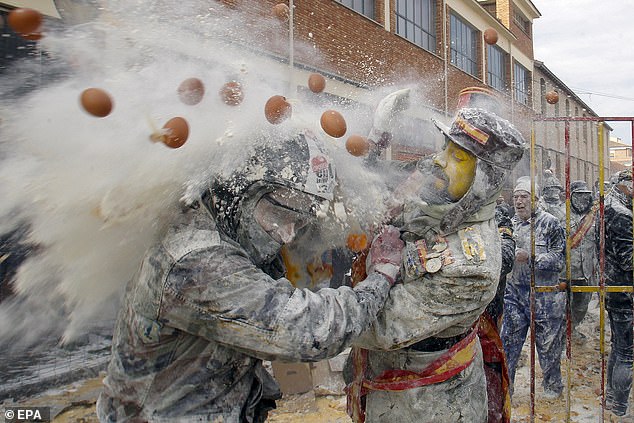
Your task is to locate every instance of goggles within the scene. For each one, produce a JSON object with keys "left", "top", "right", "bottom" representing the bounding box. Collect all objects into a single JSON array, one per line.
[{"left": 255, "top": 188, "right": 320, "bottom": 244}]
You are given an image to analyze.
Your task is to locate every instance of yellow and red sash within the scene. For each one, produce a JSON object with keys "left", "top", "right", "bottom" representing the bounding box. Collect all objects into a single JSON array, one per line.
[
  {"left": 569, "top": 202, "right": 598, "bottom": 250},
  {"left": 346, "top": 329, "right": 478, "bottom": 423}
]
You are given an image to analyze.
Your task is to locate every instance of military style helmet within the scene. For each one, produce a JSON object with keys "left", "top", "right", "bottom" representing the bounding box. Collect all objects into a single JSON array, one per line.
[
  {"left": 433, "top": 108, "right": 525, "bottom": 171},
  {"left": 207, "top": 131, "right": 336, "bottom": 240},
  {"left": 570, "top": 180, "right": 591, "bottom": 193},
  {"left": 542, "top": 171, "right": 564, "bottom": 192},
  {"left": 432, "top": 108, "right": 526, "bottom": 234}
]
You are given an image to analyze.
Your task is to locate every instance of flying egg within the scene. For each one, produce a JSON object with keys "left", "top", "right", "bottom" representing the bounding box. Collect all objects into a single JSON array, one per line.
[
  {"left": 151, "top": 117, "right": 189, "bottom": 149},
  {"left": 80, "top": 88, "right": 113, "bottom": 118},
  {"left": 177, "top": 78, "right": 205, "bottom": 106},
  {"left": 320, "top": 110, "right": 346, "bottom": 138},
  {"left": 264, "top": 95, "right": 292, "bottom": 124}
]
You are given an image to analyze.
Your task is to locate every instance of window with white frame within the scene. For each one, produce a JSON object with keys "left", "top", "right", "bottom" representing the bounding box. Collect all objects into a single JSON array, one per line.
[
  {"left": 337, "top": 0, "right": 374, "bottom": 19},
  {"left": 395, "top": 0, "right": 436, "bottom": 52},
  {"left": 513, "top": 9, "right": 531, "bottom": 36},
  {"left": 513, "top": 62, "right": 530, "bottom": 106},
  {"left": 450, "top": 13, "right": 477, "bottom": 77},
  {"left": 487, "top": 44, "right": 506, "bottom": 92}
]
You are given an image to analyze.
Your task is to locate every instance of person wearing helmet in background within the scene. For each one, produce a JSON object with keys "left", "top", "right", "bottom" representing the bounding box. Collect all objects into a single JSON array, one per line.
[
  {"left": 540, "top": 170, "right": 566, "bottom": 223},
  {"left": 502, "top": 176, "right": 566, "bottom": 400},
  {"left": 563, "top": 180, "right": 598, "bottom": 341},
  {"left": 96, "top": 131, "right": 405, "bottom": 423},
  {"left": 603, "top": 170, "right": 634, "bottom": 419},
  {"left": 345, "top": 108, "right": 526, "bottom": 423}
]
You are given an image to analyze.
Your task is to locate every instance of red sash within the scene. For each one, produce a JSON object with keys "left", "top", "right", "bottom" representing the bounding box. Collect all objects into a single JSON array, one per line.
[
  {"left": 345, "top": 329, "right": 478, "bottom": 423},
  {"left": 478, "top": 312, "right": 511, "bottom": 423},
  {"left": 569, "top": 203, "right": 597, "bottom": 250}
]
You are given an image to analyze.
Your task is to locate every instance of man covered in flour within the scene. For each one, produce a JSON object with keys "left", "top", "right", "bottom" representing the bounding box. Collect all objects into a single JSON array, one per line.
[{"left": 346, "top": 107, "right": 526, "bottom": 423}]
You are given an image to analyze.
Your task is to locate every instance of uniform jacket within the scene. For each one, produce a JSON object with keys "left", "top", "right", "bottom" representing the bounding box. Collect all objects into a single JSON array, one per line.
[
  {"left": 567, "top": 208, "right": 597, "bottom": 282},
  {"left": 509, "top": 208, "right": 565, "bottom": 289},
  {"left": 97, "top": 204, "right": 391, "bottom": 423},
  {"left": 505, "top": 208, "right": 566, "bottom": 317},
  {"left": 541, "top": 199, "right": 566, "bottom": 224},
  {"left": 604, "top": 190, "right": 633, "bottom": 310},
  {"left": 351, "top": 198, "right": 502, "bottom": 422}
]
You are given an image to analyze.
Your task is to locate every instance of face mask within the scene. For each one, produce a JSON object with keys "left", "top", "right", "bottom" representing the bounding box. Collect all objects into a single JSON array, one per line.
[
  {"left": 542, "top": 187, "right": 562, "bottom": 204},
  {"left": 571, "top": 192, "right": 593, "bottom": 214}
]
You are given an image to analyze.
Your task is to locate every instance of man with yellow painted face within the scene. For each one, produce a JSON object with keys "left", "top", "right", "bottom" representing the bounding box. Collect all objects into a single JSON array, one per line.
[{"left": 345, "top": 108, "right": 526, "bottom": 423}]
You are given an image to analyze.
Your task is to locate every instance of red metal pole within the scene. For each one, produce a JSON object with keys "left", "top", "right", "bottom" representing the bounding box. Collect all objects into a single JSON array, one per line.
[
  {"left": 530, "top": 127, "right": 536, "bottom": 422},
  {"left": 564, "top": 121, "right": 572, "bottom": 422}
]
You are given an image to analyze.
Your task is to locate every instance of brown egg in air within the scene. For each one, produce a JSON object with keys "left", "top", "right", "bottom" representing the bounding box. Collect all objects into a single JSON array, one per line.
[
  {"left": 345, "top": 134, "right": 370, "bottom": 157},
  {"left": 220, "top": 81, "right": 244, "bottom": 106},
  {"left": 8, "top": 8, "right": 42, "bottom": 36},
  {"left": 320, "top": 110, "right": 347, "bottom": 138},
  {"left": 272, "top": 3, "right": 290, "bottom": 21},
  {"left": 483, "top": 28, "right": 498, "bottom": 45},
  {"left": 308, "top": 73, "right": 326, "bottom": 93},
  {"left": 80, "top": 88, "right": 113, "bottom": 118},
  {"left": 545, "top": 91, "right": 560, "bottom": 104},
  {"left": 151, "top": 117, "right": 189, "bottom": 149},
  {"left": 177, "top": 78, "right": 205, "bottom": 105},
  {"left": 264, "top": 95, "right": 292, "bottom": 124}
]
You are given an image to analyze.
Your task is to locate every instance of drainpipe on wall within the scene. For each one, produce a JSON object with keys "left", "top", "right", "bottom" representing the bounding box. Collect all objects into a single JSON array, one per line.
[
  {"left": 288, "top": 0, "right": 294, "bottom": 96},
  {"left": 509, "top": 42, "right": 514, "bottom": 123},
  {"left": 384, "top": 0, "right": 390, "bottom": 32}
]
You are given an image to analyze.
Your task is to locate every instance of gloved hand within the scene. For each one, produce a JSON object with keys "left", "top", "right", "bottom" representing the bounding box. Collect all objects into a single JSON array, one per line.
[{"left": 366, "top": 225, "right": 404, "bottom": 285}]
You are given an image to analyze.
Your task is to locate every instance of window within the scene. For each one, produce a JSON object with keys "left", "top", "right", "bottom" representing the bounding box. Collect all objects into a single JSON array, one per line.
[
  {"left": 487, "top": 45, "right": 506, "bottom": 91},
  {"left": 513, "top": 62, "right": 530, "bottom": 106},
  {"left": 337, "top": 0, "right": 374, "bottom": 19},
  {"left": 575, "top": 106, "right": 581, "bottom": 141},
  {"left": 540, "top": 79, "right": 546, "bottom": 114},
  {"left": 513, "top": 9, "right": 531, "bottom": 36},
  {"left": 395, "top": 0, "right": 436, "bottom": 52},
  {"left": 565, "top": 99, "right": 570, "bottom": 116},
  {"left": 450, "top": 13, "right": 477, "bottom": 77}
]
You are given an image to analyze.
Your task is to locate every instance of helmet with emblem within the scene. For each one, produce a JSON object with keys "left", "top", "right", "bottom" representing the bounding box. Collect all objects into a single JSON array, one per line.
[{"left": 431, "top": 107, "right": 526, "bottom": 233}]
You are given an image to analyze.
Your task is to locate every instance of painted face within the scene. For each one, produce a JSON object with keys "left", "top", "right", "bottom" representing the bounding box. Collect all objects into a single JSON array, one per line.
[
  {"left": 433, "top": 141, "right": 477, "bottom": 201},
  {"left": 513, "top": 190, "right": 532, "bottom": 221}
]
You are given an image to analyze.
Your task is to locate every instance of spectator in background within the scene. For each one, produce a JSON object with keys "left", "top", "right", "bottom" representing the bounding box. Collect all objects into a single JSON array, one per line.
[
  {"left": 540, "top": 170, "right": 566, "bottom": 223},
  {"left": 496, "top": 193, "right": 514, "bottom": 219},
  {"left": 563, "top": 180, "right": 598, "bottom": 341},
  {"left": 502, "top": 176, "right": 566, "bottom": 400},
  {"left": 603, "top": 169, "right": 634, "bottom": 419}
]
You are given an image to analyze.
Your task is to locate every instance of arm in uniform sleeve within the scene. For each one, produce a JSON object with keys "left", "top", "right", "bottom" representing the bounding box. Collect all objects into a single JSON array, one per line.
[
  {"left": 159, "top": 244, "right": 392, "bottom": 362},
  {"left": 535, "top": 217, "right": 566, "bottom": 273},
  {"left": 608, "top": 211, "right": 634, "bottom": 272},
  {"left": 496, "top": 205, "right": 516, "bottom": 277}
]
